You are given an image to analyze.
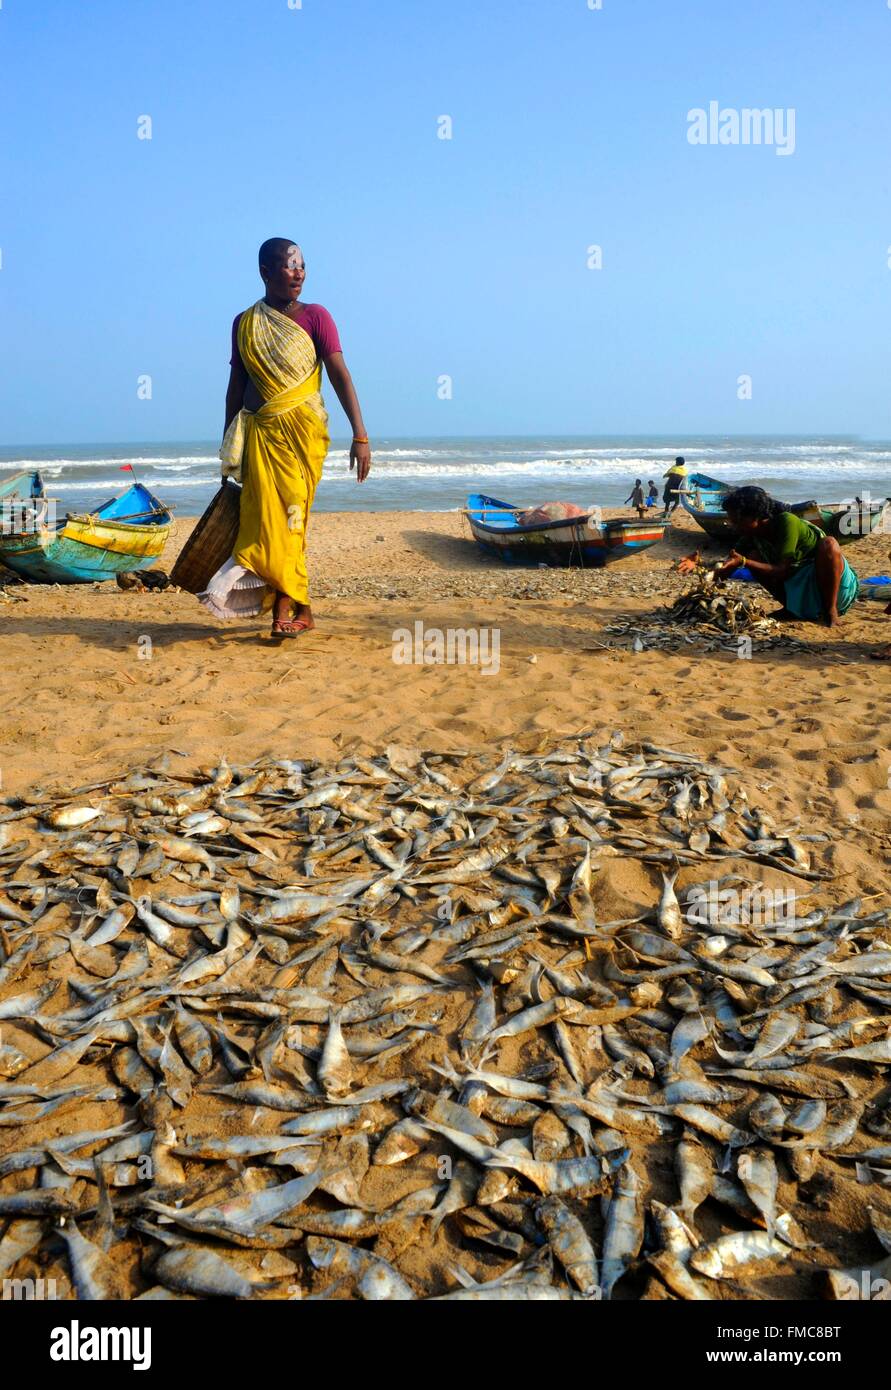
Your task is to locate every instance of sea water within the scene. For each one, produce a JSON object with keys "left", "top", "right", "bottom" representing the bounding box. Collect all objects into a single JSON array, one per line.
[{"left": 1, "top": 436, "right": 890, "bottom": 519}]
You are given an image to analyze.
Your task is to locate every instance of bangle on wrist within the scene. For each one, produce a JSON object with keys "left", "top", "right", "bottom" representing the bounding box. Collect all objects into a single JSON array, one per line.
[{"left": 352, "top": 436, "right": 369, "bottom": 445}]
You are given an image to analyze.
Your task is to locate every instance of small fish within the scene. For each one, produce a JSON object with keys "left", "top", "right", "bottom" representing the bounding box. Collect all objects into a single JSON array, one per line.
[
  {"left": 0, "top": 1042, "right": 29, "bottom": 1079},
  {"left": 0, "top": 894, "right": 31, "bottom": 924},
  {"left": 85, "top": 901, "right": 135, "bottom": 946},
  {"left": 0, "top": 1191, "right": 80, "bottom": 1217},
  {"left": 531, "top": 1112, "right": 573, "bottom": 1163},
  {"left": 536, "top": 1196, "right": 598, "bottom": 1294},
  {"left": 690, "top": 1230, "right": 791, "bottom": 1279},
  {"left": 430, "top": 1159, "right": 479, "bottom": 1234},
  {"left": 16, "top": 1027, "right": 103, "bottom": 1088},
  {"left": 485, "top": 1147, "right": 628, "bottom": 1198},
  {"left": 209, "top": 1081, "right": 316, "bottom": 1112},
  {"left": 405, "top": 1088, "right": 499, "bottom": 1145},
  {"left": 317, "top": 1010, "right": 353, "bottom": 1098},
  {"left": 280, "top": 1106, "right": 368, "bottom": 1138},
  {"left": 0, "top": 1220, "right": 44, "bottom": 1277},
  {"left": 834, "top": 1038, "right": 891, "bottom": 1064},
  {"left": 374, "top": 1117, "right": 429, "bottom": 1166},
  {"left": 749, "top": 1092, "right": 787, "bottom": 1141},
  {"left": 165, "top": 1166, "right": 326, "bottom": 1237},
  {"left": 657, "top": 872, "right": 682, "bottom": 938},
  {"left": 785, "top": 1099, "right": 826, "bottom": 1135},
  {"left": 306, "top": 1235, "right": 416, "bottom": 1300},
  {"left": 173, "top": 1007, "right": 214, "bottom": 1075},
  {"left": 154, "top": 1246, "right": 277, "bottom": 1299},
  {"left": 675, "top": 1132, "right": 714, "bottom": 1227},
  {"left": 460, "top": 979, "right": 496, "bottom": 1058},
  {"left": 737, "top": 1148, "right": 778, "bottom": 1237},
  {"left": 45, "top": 806, "right": 102, "bottom": 829},
  {"left": 486, "top": 997, "right": 579, "bottom": 1047},
  {"left": 0, "top": 988, "right": 60, "bottom": 1025},
  {"left": 57, "top": 1220, "right": 128, "bottom": 1299},
  {"left": 154, "top": 835, "right": 217, "bottom": 872},
  {"left": 601, "top": 1162, "right": 643, "bottom": 1299}
]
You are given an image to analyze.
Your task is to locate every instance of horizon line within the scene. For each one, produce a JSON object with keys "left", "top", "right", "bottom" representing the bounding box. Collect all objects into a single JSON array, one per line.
[{"left": 1, "top": 430, "right": 885, "bottom": 453}]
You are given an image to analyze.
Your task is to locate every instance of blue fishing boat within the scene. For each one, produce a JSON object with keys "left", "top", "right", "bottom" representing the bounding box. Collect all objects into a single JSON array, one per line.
[
  {"left": 0, "top": 472, "right": 172, "bottom": 584},
  {"left": 464, "top": 494, "right": 666, "bottom": 567},
  {"left": 681, "top": 471, "right": 890, "bottom": 547}
]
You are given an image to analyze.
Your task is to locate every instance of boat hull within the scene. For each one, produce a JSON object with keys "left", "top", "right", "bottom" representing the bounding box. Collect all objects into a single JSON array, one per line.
[
  {"left": 680, "top": 473, "right": 890, "bottom": 548},
  {"left": 0, "top": 482, "right": 171, "bottom": 583},
  {"left": 0, "top": 526, "right": 169, "bottom": 583},
  {"left": 0, "top": 470, "right": 43, "bottom": 502},
  {"left": 464, "top": 494, "right": 666, "bottom": 567}
]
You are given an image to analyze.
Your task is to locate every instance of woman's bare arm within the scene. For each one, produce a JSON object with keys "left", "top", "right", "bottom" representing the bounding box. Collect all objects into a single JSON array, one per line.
[
  {"left": 225, "top": 358, "right": 248, "bottom": 433},
  {"left": 324, "top": 352, "right": 371, "bottom": 482}
]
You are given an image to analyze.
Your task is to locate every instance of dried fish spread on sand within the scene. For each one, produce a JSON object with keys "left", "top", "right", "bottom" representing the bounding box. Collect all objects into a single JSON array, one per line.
[
  {"left": 0, "top": 736, "right": 889, "bottom": 1300},
  {"left": 606, "top": 569, "right": 828, "bottom": 654}
]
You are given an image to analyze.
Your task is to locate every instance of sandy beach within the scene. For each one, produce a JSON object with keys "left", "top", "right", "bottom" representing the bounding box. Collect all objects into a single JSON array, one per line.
[
  {"left": 1, "top": 508, "right": 890, "bottom": 831},
  {"left": 2, "top": 509, "right": 891, "bottom": 1301}
]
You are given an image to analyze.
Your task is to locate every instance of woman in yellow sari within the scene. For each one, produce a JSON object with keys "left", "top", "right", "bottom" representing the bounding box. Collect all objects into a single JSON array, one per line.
[{"left": 200, "top": 238, "right": 371, "bottom": 637}]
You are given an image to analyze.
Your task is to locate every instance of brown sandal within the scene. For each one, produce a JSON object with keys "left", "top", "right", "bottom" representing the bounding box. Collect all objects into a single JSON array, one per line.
[{"left": 271, "top": 618, "right": 314, "bottom": 639}]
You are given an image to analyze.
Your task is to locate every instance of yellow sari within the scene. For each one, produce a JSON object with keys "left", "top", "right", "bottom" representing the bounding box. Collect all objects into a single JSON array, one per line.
[{"left": 202, "top": 300, "right": 329, "bottom": 619}]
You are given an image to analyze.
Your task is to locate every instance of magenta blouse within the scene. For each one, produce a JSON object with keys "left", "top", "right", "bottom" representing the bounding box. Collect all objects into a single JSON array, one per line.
[{"left": 230, "top": 303, "right": 342, "bottom": 367}]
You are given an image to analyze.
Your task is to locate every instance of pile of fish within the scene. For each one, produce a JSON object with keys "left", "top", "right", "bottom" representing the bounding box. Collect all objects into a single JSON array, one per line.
[
  {"left": 0, "top": 736, "right": 889, "bottom": 1300},
  {"left": 668, "top": 570, "right": 775, "bottom": 633},
  {"left": 606, "top": 570, "right": 824, "bottom": 653}
]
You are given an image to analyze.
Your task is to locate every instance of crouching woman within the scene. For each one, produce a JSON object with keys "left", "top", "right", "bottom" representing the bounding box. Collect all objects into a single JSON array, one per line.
[{"left": 682, "top": 485, "right": 859, "bottom": 626}]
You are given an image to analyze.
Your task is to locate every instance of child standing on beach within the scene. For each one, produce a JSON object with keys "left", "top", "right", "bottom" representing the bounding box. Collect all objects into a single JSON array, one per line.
[
  {"left": 646, "top": 480, "right": 658, "bottom": 508},
  {"left": 625, "top": 479, "right": 646, "bottom": 518}
]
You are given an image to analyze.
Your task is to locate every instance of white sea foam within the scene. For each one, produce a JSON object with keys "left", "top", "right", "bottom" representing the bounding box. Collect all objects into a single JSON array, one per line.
[{"left": 2, "top": 438, "right": 889, "bottom": 514}]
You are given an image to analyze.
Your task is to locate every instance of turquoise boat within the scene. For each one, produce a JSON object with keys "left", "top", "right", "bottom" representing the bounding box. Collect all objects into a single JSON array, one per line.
[
  {"left": 680, "top": 471, "right": 890, "bottom": 547},
  {"left": 0, "top": 471, "right": 172, "bottom": 583},
  {"left": 0, "top": 469, "right": 45, "bottom": 504}
]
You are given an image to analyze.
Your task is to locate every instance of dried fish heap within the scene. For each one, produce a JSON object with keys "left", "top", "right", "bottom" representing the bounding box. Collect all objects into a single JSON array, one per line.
[
  {"left": 605, "top": 568, "right": 822, "bottom": 653},
  {"left": 0, "top": 736, "right": 889, "bottom": 1301},
  {"left": 666, "top": 567, "right": 770, "bottom": 635}
]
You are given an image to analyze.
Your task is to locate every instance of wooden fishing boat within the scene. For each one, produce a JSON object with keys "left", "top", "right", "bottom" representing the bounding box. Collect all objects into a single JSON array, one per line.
[
  {"left": 0, "top": 474, "right": 172, "bottom": 583},
  {"left": 0, "top": 470, "right": 54, "bottom": 549},
  {"left": 680, "top": 471, "right": 890, "bottom": 546},
  {"left": 464, "top": 493, "right": 666, "bottom": 567},
  {"left": 0, "top": 469, "right": 41, "bottom": 500}
]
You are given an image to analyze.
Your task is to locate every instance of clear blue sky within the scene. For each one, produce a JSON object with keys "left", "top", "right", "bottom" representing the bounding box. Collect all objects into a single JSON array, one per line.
[{"left": 2, "top": 0, "right": 890, "bottom": 444}]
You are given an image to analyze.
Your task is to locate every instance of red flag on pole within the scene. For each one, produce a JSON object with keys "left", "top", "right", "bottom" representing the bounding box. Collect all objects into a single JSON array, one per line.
[{"left": 120, "top": 464, "right": 134, "bottom": 471}]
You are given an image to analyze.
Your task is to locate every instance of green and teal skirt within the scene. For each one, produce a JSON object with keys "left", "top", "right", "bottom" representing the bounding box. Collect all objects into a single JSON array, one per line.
[{"left": 784, "top": 556, "right": 858, "bottom": 621}]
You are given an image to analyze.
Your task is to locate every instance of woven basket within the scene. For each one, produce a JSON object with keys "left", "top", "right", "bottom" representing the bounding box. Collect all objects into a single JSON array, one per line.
[{"left": 170, "top": 481, "right": 242, "bottom": 594}]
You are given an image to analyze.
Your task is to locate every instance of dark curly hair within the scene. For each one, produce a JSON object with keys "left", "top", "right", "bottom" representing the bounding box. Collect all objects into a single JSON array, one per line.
[{"left": 722, "top": 486, "right": 789, "bottom": 521}]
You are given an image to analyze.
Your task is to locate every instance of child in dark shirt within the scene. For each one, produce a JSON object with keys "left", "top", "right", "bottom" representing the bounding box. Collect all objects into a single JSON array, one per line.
[{"left": 624, "top": 479, "right": 646, "bottom": 518}]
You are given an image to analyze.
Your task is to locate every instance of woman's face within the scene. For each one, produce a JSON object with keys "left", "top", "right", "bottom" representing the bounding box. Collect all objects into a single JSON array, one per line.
[
  {"left": 727, "top": 512, "right": 761, "bottom": 535},
  {"left": 262, "top": 245, "right": 305, "bottom": 301}
]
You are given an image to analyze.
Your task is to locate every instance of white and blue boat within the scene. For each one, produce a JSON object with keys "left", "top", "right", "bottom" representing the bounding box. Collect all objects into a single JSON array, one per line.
[{"left": 464, "top": 493, "right": 666, "bottom": 567}]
